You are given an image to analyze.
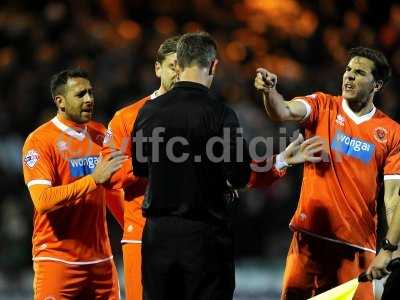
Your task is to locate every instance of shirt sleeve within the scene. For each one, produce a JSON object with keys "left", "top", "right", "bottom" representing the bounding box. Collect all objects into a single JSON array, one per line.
[
  {"left": 22, "top": 134, "right": 56, "bottom": 188},
  {"left": 23, "top": 133, "right": 99, "bottom": 212},
  {"left": 221, "top": 106, "right": 251, "bottom": 188},
  {"left": 28, "top": 176, "right": 98, "bottom": 213},
  {"left": 384, "top": 129, "right": 400, "bottom": 180},
  {"left": 291, "top": 92, "right": 328, "bottom": 128},
  {"left": 247, "top": 156, "right": 286, "bottom": 189},
  {"left": 105, "top": 188, "right": 124, "bottom": 228}
]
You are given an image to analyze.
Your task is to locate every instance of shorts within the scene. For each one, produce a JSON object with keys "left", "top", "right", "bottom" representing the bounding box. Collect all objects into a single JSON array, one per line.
[
  {"left": 33, "top": 259, "right": 120, "bottom": 300},
  {"left": 281, "top": 231, "right": 374, "bottom": 300}
]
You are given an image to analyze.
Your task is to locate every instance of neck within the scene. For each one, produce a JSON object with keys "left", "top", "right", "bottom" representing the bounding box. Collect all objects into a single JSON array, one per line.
[
  {"left": 157, "top": 85, "right": 167, "bottom": 96},
  {"left": 57, "top": 112, "right": 85, "bottom": 128},
  {"left": 347, "top": 96, "right": 374, "bottom": 116},
  {"left": 179, "top": 66, "right": 212, "bottom": 88}
]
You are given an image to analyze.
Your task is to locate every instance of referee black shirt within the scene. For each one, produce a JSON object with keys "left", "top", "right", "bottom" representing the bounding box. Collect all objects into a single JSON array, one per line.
[{"left": 131, "top": 81, "right": 251, "bottom": 224}]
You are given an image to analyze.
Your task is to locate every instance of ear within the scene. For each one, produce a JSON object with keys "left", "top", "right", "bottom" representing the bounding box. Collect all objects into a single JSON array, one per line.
[
  {"left": 175, "top": 61, "right": 182, "bottom": 78},
  {"left": 209, "top": 59, "right": 219, "bottom": 76},
  {"left": 374, "top": 80, "right": 383, "bottom": 93},
  {"left": 54, "top": 95, "right": 66, "bottom": 112},
  {"left": 155, "top": 61, "right": 162, "bottom": 78}
]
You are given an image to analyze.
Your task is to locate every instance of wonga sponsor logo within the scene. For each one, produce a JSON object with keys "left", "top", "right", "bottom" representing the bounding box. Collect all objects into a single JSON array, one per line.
[
  {"left": 69, "top": 156, "right": 99, "bottom": 177},
  {"left": 331, "top": 131, "right": 375, "bottom": 163}
]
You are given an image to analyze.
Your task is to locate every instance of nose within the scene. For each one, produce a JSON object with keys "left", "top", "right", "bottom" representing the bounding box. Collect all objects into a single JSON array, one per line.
[
  {"left": 344, "top": 71, "right": 355, "bottom": 81},
  {"left": 83, "top": 92, "right": 94, "bottom": 104}
]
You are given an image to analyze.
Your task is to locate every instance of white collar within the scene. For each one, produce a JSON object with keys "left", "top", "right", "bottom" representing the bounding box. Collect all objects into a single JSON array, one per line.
[
  {"left": 150, "top": 90, "right": 159, "bottom": 99},
  {"left": 342, "top": 99, "right": 376, "bottom": 125},
  {"left": 51, "top": 116, "right": 87, "bottom": 141}
]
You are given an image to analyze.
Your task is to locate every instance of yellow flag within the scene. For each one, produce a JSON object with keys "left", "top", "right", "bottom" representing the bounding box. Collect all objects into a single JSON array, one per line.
[{"left": 307, "top": 278, "right": 359, "bottom": 300}]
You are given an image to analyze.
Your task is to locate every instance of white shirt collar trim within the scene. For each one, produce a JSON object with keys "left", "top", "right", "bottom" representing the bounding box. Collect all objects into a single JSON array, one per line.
[
  {"left": 51, "top": 116, "right": 87, "bottom": 141},
  {"left": 150, "top": 90, "right": 159, "bottom": 99},
  {"left": 342, "top": 99, "right": 376, "bottom": 125}
]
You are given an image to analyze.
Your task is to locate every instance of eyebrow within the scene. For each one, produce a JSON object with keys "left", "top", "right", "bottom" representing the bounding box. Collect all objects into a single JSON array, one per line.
[
  {"left": 75, "top": 88, "right": 92, "bottom": 97},
  {"left": 346, "top": 65, "right": 368, "bottom": 74}
]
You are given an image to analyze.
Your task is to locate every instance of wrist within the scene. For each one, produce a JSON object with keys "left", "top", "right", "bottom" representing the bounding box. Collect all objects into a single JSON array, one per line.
[
  {"left": 275, "top": 153, "right": 290, "bottom": 170},
  {"left": 89, "top": 174, "right": 100, "bottom": 185}
]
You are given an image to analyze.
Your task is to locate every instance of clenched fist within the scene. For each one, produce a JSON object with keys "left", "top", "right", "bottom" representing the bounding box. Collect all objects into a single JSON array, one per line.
[{"left": 254, "top": 68, "right": 278, "bottom": 92}]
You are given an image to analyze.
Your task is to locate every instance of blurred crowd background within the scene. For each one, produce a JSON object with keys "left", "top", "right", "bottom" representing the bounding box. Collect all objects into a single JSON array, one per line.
[{"left": 1, "top": 0, "right": 400, "bottom": 299}]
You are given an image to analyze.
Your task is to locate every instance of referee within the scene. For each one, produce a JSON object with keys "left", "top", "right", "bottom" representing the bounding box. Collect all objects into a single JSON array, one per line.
[{"left": 131, "top": 32, "right": 251, "bottom": 300}]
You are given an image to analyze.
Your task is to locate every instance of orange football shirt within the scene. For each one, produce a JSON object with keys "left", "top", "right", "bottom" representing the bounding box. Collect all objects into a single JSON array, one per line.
[
  {"left": 22, "top": 116, "right": 113, "bottom": 263},
  {"left": 102, "top": 93, "right": 156, "bottom": 243},
  {"left": 290, "top": 92, "right": 400, "bottom": 252}
]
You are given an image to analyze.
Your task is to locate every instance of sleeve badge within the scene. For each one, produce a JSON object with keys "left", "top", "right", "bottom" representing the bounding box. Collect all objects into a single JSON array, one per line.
[{"left": 24, "top": 149, "right": 39, "bottom": 168}]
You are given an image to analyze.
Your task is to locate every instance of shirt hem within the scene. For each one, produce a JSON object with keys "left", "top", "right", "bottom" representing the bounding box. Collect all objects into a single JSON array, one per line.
[
  {"left": 33, "top": 255, "right": 113, "bottom": 265},
  {"left": 290, "top": 226, "right": 376, "bottom": 254}
]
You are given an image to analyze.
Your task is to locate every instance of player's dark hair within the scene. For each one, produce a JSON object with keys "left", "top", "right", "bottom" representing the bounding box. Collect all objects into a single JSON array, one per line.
[
  {"left": 177, "top": 31, "right": 217, "bottom": 69},
  {"left": 50, "top": 68, "right": 89, "bottom": 99},
  {"left": 349, "top": 47, "right": 391, "bottom": 84},
  {"left": 156, "top": 35, "right": 180, "bottom": 63}
]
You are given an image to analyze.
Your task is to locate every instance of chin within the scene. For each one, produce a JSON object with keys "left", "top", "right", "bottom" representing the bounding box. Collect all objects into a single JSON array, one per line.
[
  {"left": 76, "top": 117, "right": 90, "bottom": 124},
  {"left": 342, "top": 92, "right": 356, "bottom": 102}
]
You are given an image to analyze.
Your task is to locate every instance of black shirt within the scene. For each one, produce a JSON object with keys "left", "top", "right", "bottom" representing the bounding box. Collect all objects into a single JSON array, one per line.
[{"left": 131, "top": 81, "right": 251, "bottom": 223}]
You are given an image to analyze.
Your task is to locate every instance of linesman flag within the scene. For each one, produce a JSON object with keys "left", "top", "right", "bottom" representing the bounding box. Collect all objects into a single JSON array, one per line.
[
  {"left": 308, "top": 258, "right": 400, "bottom": 300},
  {"left": 307, "top": 278, "right": 358, "bottom": 300}
]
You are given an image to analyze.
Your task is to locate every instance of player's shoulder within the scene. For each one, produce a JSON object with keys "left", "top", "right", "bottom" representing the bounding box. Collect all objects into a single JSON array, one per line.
[
  {"left": 367, "top": 109, "right": 400, "bottom": 147},
  {"left": 292, "top": 91, "right": 340, "bottom": 106},
  {"left": 307, "top": 91, "right": 340, "bottom": 102},
  {"left": 374, "top": 109, "right": 398, "bottom": 125},
  {"left": 115, "top": 95, "right": 151, "bottom": 119},
  {"left": 374, "top": 109, "right": 400, "bottom": 136},
  {"left": 24, "top": 119, "right": 58, "bottom": 146}
]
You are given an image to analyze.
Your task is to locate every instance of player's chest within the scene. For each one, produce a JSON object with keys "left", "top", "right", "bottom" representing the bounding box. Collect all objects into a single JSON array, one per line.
[
  {"left": 53, "top": 136, "right": 102, "bottom": 181},
  {"left": 323, "top": 110, "right": 388, "bottom": 166}
]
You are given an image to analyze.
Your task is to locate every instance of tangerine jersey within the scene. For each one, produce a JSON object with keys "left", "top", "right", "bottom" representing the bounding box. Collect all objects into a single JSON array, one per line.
[
  {"left": 102, "top": 92, "right": 156, "bottom": 243},
  {"left": 291, "top": 92, "right": 400, "bottom": 252},
  {"left": 22, "top": 115, "right": 113, "bottom": 264}
]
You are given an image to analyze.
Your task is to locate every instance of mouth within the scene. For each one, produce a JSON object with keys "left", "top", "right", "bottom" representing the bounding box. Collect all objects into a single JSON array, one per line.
[
  {"left": 81, "top": 108, "right": 93, "bottom": 115},
  {"left": 343, "top": 82, "right": 355, "bottom": 92}
]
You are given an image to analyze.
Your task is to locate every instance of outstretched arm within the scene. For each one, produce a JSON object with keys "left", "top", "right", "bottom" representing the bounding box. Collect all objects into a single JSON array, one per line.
[
  {"left": 248, "top": 134, "right": 324, "bottom": 188},
  {"left": 254, "top": 68, "right": 308, "bottom": 122}
]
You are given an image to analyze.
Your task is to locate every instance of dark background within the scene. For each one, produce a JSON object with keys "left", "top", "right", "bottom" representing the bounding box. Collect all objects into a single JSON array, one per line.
[{"left": 1, "top": 0, "right": 399, "bottom": 298}]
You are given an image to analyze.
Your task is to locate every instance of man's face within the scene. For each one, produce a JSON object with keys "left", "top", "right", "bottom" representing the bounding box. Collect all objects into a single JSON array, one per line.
[
  {"left": 342, "top": 56, "right": 376, "bottom": 103},
  {"left": 156, "top": 52, "right": 178, "bottom": 92},
  {"left": 60, "top": 77, "right": 94, "bottom": 124}
]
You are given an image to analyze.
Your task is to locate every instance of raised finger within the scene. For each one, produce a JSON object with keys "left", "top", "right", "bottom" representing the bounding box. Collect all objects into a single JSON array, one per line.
[
  {"left": 306, "top": 156, "right": 322, "bottom": 163},
  {"left": 306, "top": 146, "right": 324, "bottom": 155},
  {"left": 290, "top": 134, "right": 303, "bottom": 146},
  {"left": 304, "top": 140, "right": 325, "bottom": 151},
  {"left": 301, "top": 136, "right": 322, "bottom": 147},
  {"left": 107, "top": 150, "right": 124, "bottom": 160},
  {"left": 110, "top": 163, "right": 125, "bottom": 172}
]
